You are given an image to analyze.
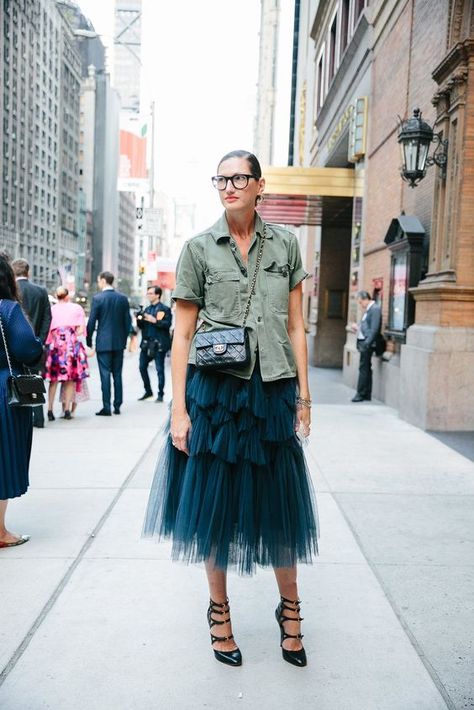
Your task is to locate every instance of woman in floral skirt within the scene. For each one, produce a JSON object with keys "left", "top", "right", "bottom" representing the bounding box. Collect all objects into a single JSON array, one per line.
[{"left": 45, "top": 286, "right": 89, "bottom": 420}]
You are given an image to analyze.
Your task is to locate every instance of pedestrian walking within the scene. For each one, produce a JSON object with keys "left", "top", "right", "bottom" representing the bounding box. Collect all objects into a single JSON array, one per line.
[
  {"left": 86, "top": 271, "right": 131, "bottom": 416},
  {"left": 45, "top": 287, "right": 90, "bottom": 420},
  {"left": 137, "top": 286, "right": 172, "bottom": 403},
  {"left": 12, "top": 258, "right": 52, "bottom": 428},
  {"left": 143, "top": 150, "right": 319, "bottom": 668},
  {"left": 0, "top": 254, "right": 43, "bottom": 549},
  {"left": 351, "top": 290, "right": 382, "bottom": 402}
]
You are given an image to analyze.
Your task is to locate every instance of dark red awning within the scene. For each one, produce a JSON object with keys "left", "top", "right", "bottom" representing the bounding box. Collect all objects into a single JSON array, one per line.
[{"left": 257, "top": 194, "right": 322, "bottom": 226}]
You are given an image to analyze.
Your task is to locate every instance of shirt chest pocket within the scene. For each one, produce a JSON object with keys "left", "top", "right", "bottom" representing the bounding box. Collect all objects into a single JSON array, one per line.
[
  {"left": 264, "top": 261, "right": 290, "bottom": 313},
  {"left": 205, "top": 270, "right": 241, "bottom": 319}
]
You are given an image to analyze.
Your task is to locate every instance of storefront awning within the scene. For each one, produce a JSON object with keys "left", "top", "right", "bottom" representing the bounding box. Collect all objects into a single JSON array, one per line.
[
  {"left": 257, "top": 166, "right": 364, "bottom": 226},
  {"left": 257, "top": 195, "right": 322, "bottom": 226}
]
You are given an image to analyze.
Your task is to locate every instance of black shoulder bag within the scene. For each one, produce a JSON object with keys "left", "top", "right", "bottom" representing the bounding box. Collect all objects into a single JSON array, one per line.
[
  {"left": 195, "top": 224, "right": 266, "bottom": 370},
  {"left": 0, "top": 301, "right": 46, "bottom": 407}
]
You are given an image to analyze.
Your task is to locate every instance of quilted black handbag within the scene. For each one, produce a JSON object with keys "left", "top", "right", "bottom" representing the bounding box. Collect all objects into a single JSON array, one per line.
[
  {"left": 195, "top": 225, "right": 266, "bottom": 371},
  {"left": 0, "top": 301, "right": 46, "bottom": 407},
  {"left": 195, "top": 327, "right": 250, "bottom": 370}
]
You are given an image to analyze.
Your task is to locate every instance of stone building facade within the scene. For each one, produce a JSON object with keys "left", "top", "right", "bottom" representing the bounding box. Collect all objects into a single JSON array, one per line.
[
  {"left": 118, "top": 191, "right": 136, "bottom": 292},
  {"left": 1, "top": 1, "right": 65, "bottom": 288},
  {"left": 291, "top": 0, "right": 474, "bottom": 430}
]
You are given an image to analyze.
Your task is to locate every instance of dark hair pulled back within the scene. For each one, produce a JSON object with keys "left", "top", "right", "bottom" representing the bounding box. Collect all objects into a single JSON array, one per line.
[
  {"left": 0, "top": 253, "right": 19, "bottom": 301},
  {"left": 217, "top": 150, "right": 262, "bottom": 178}
]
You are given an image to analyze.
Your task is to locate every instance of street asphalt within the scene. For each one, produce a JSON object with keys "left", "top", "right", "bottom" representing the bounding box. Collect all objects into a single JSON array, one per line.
[{"left": 0, "top": 352, "right": 473, "bottom": 710}]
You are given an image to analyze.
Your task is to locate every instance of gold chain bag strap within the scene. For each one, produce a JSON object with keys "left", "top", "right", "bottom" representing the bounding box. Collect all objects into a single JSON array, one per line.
[
  {"left": 195, "top": 224, "right": 267, "bottom": 370},
  {"left": 0, "top": 299, "right": 46, "bottom": 407}
]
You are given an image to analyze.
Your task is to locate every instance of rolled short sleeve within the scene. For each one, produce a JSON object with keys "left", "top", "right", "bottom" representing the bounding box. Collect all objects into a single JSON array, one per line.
[
  {"left": 172, "top": 241, "right": 205, "bottom": 307},
  {"left": 288, "top": 233, "right": 309, "bottom": 290}
]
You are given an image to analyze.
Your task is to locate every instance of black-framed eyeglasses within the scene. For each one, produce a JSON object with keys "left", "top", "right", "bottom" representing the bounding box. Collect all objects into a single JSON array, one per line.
[{"left": 211, "top": 174, "right": 257, "bottom": 191}]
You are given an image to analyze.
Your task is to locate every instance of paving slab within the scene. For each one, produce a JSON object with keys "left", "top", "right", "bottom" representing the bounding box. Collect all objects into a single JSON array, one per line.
[
  {"left": 0, "top": 559, "right": 448, "bottom": 710},
  {"left": 5, "top": 488, "right": 120, "bottom": 559},
  {"left": 333, "top": 492, "right": 474, "bottom": 566},
  {"left": 0, "top": 559, "right": 71, "bottom": 670},
  {"left": 376, "top": 564, "right": 474, "bottom": 708}
]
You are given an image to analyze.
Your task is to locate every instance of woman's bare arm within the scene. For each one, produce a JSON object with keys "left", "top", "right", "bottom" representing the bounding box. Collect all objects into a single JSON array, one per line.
[
  {"left": 170, "top": 300, "right": 199, "bottom": 453},
  {"left": 287, "top": 283, "right": 311, "bottom": 435}
]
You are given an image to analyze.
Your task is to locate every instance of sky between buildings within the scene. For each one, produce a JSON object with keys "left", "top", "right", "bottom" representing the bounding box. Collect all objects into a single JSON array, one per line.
[{"left": 76, "top": 0, "right": 293, "bottom": 230}]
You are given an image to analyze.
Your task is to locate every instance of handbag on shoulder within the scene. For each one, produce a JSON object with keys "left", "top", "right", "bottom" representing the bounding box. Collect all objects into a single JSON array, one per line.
[
  {"left": 0, "top": 301, "right": 46, "bottom": 407},
  {"left": 195, "top": 224, "right": 267, "bottom": 371}
]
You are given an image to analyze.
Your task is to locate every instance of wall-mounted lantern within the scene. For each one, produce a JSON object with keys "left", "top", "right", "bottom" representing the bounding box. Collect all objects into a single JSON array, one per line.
[{"left": 397, "top": 108, "right": 448, "bottom": 188}]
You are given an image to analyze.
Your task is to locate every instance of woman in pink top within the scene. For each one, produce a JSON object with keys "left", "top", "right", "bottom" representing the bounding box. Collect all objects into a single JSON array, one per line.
[{"left": 45, "top": 287, "right": 90, "bottom": 420}]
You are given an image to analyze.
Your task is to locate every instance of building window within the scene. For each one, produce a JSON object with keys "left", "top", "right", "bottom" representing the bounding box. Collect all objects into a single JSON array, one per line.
[
  {"left": 328, "top": 14, "right": 338, "bottom": 82},
  {"left": 354, "top": 0, "right": 366, "bottom": 26},
  {"left": 316, "top": 50, "right": 324, "bottom": 114},
  {"left": 340, "top": 0, "right": 350, "bottom": 55}
]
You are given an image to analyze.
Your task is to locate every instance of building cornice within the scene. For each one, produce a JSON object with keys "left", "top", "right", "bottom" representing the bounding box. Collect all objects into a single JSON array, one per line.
[
  {"left": 432, "top": 38, "right": 474, "bottom": 85},
  {"left": 410, "top": 284, "right": 474, "bottom": 303}
]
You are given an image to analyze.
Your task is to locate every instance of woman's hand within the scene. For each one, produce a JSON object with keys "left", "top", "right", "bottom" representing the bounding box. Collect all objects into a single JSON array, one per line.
[
  {"left": 295, "top": 402, "right": 311, "bottom": 439},
  {"left": 170, "top": 408, "right": 192, "bottom": 455}
]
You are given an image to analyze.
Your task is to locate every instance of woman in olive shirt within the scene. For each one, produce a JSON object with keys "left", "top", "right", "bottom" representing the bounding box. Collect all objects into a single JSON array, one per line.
[{"left": 143, "top": 150, "right": 319, "bottom": 667}]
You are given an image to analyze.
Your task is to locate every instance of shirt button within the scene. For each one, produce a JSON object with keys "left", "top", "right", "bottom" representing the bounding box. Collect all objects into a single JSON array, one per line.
[{"left": 257, "top": 316, "right": 262, "bottom": 322}]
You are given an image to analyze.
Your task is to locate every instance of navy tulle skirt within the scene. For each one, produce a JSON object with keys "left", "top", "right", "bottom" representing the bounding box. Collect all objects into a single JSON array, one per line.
[{"left": 143, "top": 363, "right": 319, "bottom": 575}]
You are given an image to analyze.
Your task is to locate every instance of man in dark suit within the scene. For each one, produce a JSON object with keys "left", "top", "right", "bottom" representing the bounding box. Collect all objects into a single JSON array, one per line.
[
  {"left": 137, "top": 286, "right": 172, "bottom": 402},
  {"left": 86, "top": 271, "right": 131, "bottom": 416},
  {"left": 12, "top": 258, "right": 52, "bottom": 428},
  {"left": 352, "top": 290, "right": 382, "bottom": 402}
]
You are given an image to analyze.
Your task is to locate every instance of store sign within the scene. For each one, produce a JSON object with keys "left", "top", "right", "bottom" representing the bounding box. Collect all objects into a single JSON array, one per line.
[
  {"left": 327, "top": 104, "right": 354, "bottom": 152},
  {"left": 349, "top": 97, "right": 368, "bottom": 162},
  {"left": 327, "top": 97, "right": 368, "bottom": 163},
  {"left": 142, "top": 208, "right": 162, "bottom": 236},
  {"left": 118, "top": 118, "right": 148, "bottom": 193}
]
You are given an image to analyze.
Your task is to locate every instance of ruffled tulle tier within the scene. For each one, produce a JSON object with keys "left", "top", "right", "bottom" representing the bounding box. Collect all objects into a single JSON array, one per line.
[{"left": 143, "top": 365, "right": 319, "bottom": 575}]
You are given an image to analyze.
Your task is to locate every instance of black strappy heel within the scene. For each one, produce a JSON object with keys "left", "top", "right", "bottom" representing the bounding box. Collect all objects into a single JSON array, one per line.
[
  {"left": 207, "top": 598, "right": 242, "bottom": 667},
  {"left": 275, "top": 596, "right": 307, "bottom": 667}
]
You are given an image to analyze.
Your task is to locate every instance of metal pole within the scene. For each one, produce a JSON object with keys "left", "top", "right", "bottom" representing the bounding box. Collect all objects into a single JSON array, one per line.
[{"left": 149, "top": 100, "right": 155, "bottom": 208}]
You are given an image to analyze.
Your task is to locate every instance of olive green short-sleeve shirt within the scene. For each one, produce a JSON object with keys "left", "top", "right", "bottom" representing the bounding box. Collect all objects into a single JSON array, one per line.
[{"left": 172, "top": 212, "right": 308, "bottom": 381}]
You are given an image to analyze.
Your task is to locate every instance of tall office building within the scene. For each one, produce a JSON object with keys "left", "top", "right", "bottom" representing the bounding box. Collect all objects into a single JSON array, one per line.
[
  {"left": 58, "top": 17, "right": 82, "bottom": 272},
  {"left": 1, "top": 1, "right": 83, "bottom": 290},
  {"left": 58, "top": 1, "right": 127, "bottom": 284},
  {"left": 113, "top": 0, "right": 142, "bottom": 114},
  {"left": 113, "top": 0, "right": 146, "bottom": 293},
  {"left": 2, "top": 2, "right": 60, "bottom": 287},
  {"left": 118, "top": 191, "right": 136, "bottom": 292},
  {"left": 254, "top": 0, "right": 280, "bottom": 165}
]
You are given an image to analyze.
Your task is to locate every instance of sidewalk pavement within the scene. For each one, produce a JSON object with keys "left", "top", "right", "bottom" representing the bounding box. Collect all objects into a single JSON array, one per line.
[{"left": 0, "top": 353, "right": 473, "bottom": 710}]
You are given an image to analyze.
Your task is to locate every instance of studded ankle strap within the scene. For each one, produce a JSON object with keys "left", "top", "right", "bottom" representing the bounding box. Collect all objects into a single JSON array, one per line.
[
  {"left": 276, "top": 596, "right": 304, "bottom": 643},
  {"left": 207, "top": 598, "right": 235, "bottom": 646}
]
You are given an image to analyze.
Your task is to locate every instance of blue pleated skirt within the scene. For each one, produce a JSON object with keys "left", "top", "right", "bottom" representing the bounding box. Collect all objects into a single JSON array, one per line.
[
  {"left": 0, "top": 368, "right": 34, "bottom": 499},
  {"left": 143, "top": 364, "right": 319, "bottom": 575}
]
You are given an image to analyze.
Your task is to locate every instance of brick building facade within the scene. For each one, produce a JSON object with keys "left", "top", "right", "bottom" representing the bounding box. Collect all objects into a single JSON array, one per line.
[{"left": 291, "top": 0, "right": 474, "bottom": 430}]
